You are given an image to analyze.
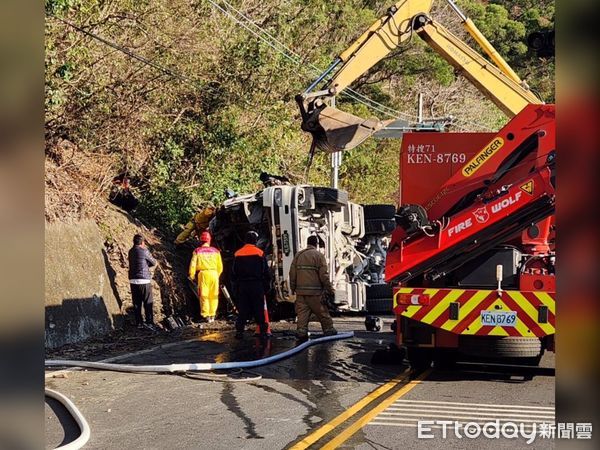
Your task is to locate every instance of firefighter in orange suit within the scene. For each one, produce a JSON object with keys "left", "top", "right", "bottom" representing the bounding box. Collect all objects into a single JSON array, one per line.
[
  {"left": 188, "top": 231, "right": 223, "bottom": 322},
  {"left": 232, "top": 231, "right": 271, "bottom": 339}
]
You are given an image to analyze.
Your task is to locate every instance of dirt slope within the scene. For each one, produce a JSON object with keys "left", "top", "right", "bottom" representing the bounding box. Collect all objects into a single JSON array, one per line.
[{"left": 45, "top": 138, "right": 198, "bottom": 348}]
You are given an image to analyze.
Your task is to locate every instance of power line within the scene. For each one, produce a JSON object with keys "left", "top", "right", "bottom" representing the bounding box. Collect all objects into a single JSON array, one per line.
[
  {"left": 50, "top": 5, "right": 493, "bottom": 132},
  {"left": 206, "top": 0, "right": 301, "bottom": 66},
  {"left": 48, "top": 14, "right": 232, "bottom": 102},
  {"left": 210, "top": 0, "right": 414, "bottom": 120},
  {"left": 50, "top": 10, "right": 392, "bottom": 121},
  {"left": 50, "top": 15, "right": 198, "bottom": 86},
  {"left": 49, "top": 12, "right": 416, "bottom": 142},
  {"left": 51, "top": 7, "right": 403, "bottom": 122},
  {"left": 218, "top": 0, "right": 412, "bottom": 120},
  {"left": 211, "top": 0, "right": 492, "bottom": 129}
]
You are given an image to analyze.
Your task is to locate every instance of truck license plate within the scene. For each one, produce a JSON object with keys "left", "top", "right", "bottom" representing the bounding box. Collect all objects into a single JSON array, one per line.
[{"left": 480, "top": 310, "right": 517, "bottom": 327}]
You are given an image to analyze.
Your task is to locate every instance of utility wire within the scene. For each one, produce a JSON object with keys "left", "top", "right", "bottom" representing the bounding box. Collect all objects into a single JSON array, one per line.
[
  {"left": 217, "top": 0, "right": 411, "bottom": 120},
  {"left": 214, "top": 0, "right": 413, "bottom": 120},
  {"left": 49, "top": 11, "right": 397, "bottom": 124},
  {"left": 211, "top": 0, "right": 492, "bottom": 129},
  {"left": 215, "top": 1, "right": 459, "bottom": 124},
  {"left": 50, "top": 5, "right": 492, "bottom": 131},
  {"left": 48, "top": 13, "right": 231, "bottom": 102},
  {"left": 50, "top": 15, "right": 198, "bottom": 86}
]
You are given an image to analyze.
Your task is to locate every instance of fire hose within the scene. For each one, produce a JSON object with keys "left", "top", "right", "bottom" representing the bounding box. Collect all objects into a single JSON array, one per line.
[
  {"left": 45, "top": 331, "right": 353, "bottom": 373},
  {"left": 45, "top": 388, "right": 91, "bottom": 450},
  {"left": 45, "top": 332, "right": 353, "bottom": 448}
]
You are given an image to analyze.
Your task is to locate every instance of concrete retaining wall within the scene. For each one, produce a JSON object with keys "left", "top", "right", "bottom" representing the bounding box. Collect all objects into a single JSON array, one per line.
[{"left": 45, "top": 220, "right": 124, "bottom": 348}]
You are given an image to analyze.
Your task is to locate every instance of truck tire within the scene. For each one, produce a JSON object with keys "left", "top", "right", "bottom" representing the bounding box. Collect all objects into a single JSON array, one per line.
[
  {"left": 433, "top": 349, "right": 458, "bottom": 370},
  {"left": 371, "top": 343, "right": 406, "bottom": 365},
  {"left": 407, "top": 347, "right": 433, "bottom": 372},
  {"left": 366, "top": 283, "right": 393, "bottom": 299},
  {"left": 363, "top": 204, "right": 396, "bottom": 220},
  {"left": 459, "top": 336, "right": 543, "bottom": 365},
  {"left": 364, "top": 219, "right": 396, "bottom": 235},
  {"left": 366, "top": 298, "right": 393, "bottom": 314},
  {"left": 366, "top": 284, "right": 393, "bottom": 314},
  {"left": 313, "top": 187, "right": 348, "bottom": 209}
]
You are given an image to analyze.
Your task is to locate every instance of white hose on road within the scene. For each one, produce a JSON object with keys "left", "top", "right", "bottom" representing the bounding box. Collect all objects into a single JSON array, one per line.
[
  {"left": 45, "top": 388, "right": 91, "bottom": 450},
  {"left": 45, "top": 331, "right": 354, "bottom": 373}
]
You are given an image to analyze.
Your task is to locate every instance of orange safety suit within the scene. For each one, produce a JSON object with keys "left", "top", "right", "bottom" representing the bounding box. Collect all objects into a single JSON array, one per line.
[{"left": 188, "top": 243, "right": 223, "bottom": 318}]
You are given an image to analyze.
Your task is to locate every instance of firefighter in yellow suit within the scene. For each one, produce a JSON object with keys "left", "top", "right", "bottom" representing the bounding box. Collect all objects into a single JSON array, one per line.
[
  {"left": 174, "top": 206, "right": 216, "bottom": 245},
  {"left": 188, "top": 231, "right": 223, "bottom": 322}
]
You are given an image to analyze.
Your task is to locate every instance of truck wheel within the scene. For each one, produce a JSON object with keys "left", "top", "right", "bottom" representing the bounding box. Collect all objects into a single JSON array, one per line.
[
  {"left": 433, "top": 349, "right": 458, "bottom": 370},
  {"left": 366, "top": 283, "right": 393, "bottom": 299},
  {"left": 371, "top": 343, "right": 406, "bottom": 365},
  {"left": 364, "top": 219, "right": 396, "bottom": 235},
  {"left": 313, "top": 187, "right": 348, "bottom": 209},
  {"left": 459, "top": 336, "right": 543, "bottom": 365},
  {"left": 366, "top": 298, "right": 393, "bottom": 314},
  {"left": 366, "top": 284, "right": 393, "bottom": 314},
  {"left": 363, "top": 204, "right": 396, "bottom": 220},
  {"left": 407, "top": 347, "right": 433, "bottom": 372}
]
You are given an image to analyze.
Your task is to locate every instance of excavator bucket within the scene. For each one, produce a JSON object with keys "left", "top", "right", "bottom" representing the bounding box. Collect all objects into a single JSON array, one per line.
[{"left": 296, "top": 96, "right": 391, "bottom": 153}]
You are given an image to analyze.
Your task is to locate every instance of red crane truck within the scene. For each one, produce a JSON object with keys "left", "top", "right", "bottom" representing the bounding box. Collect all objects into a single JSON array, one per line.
[{"left": 296, "top": 0, "right": 555, "bottom": 368}]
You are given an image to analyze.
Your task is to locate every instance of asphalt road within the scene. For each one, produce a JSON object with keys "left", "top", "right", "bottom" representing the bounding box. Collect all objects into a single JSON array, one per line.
[{"left": 45, "top": 318, "right": 555, "bottom": 449}]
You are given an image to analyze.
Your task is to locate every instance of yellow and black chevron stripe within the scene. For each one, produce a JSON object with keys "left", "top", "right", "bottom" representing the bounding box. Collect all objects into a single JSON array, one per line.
[{"left": 393, "top": 288, "right": 555, "bottom": 337}]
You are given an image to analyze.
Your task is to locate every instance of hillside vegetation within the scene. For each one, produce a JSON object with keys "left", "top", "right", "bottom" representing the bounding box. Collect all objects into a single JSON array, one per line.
[{"left": 45, "top": 0, "right": 554, "bottom": 233}]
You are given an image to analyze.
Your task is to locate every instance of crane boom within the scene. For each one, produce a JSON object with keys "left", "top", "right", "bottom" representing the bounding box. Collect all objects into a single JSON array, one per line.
[
  {"left": 414, "top": 15, "right": 540, "bottom": 116},
  {"left": 297, "top": 0, "right": 542, "bottom": 152}
]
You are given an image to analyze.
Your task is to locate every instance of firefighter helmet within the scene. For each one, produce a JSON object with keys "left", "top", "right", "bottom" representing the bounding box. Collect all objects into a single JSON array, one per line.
[{"left": 200, "top": 231, "right": 212, "bottom": 244}]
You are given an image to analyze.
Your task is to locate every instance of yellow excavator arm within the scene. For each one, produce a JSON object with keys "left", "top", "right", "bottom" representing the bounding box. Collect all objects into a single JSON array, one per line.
[
  {"left": 415, "top": 14, "right": 541, "bottom": 115},
  {"left": 296, "top": 0, "right": 542, "bottom": 152}
]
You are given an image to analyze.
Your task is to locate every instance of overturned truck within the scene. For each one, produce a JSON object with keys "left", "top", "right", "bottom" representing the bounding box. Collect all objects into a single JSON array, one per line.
[{"left": 209, "top": 185, "right": 395, "bottom": 316}]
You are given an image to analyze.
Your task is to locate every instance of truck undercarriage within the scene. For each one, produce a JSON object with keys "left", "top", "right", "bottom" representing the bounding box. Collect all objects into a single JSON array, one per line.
[{"left": 209, "top": 185, "right": 395, "bottom": 317}]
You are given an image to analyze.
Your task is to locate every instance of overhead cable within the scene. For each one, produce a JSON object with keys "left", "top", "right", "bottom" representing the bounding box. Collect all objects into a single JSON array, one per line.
[{"left": 210, "top": 0, "right": 493, "bottom": 129}]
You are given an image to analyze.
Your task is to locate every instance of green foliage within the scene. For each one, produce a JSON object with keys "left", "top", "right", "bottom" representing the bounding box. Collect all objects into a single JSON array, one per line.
[
  {"left": 45, "top": 0, "right": 554, "bottom": 232},
  {"left": 136, "top": 185, "right": 197, "bottom": 232},
  {"left": 46, "top": 0, "right": 99, "bottom": 16},
  {"left": 459, "top": 0, "right": 555, "bottom": 101},
  {"left": 46, "top": 0, "right": 77, "bottom": 15}
]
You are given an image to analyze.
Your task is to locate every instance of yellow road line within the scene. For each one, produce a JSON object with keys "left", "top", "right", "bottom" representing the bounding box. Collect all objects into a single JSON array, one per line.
[
  {"left": 321, "top": 369, "right": 433, "bottom": 450},
  {"left": 288, "top": 370, "right": 410, "bottom": 449}
]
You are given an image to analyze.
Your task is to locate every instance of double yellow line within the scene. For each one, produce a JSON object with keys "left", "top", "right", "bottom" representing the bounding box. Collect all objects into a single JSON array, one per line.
[{"left": 289, "top": 368, "right": 432, "bottom": 449}]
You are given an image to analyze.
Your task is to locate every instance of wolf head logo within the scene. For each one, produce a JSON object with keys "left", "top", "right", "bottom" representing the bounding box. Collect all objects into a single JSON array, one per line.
[{"left": 473, "top": 206, "right": 490, "bottom": 224}]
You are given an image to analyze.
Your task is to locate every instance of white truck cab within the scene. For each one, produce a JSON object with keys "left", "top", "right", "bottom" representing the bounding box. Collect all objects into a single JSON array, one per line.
[
  {"left": 262, "top": 185, "right": 366, "bottom": 311},
  {"left": 210, "top": 185, "right": 395, "bottom": 314}
]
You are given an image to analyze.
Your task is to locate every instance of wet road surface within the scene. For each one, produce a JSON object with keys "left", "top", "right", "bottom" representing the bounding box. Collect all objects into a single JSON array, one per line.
[{"left": 45, "top": 318, "right": 554, "bottom": 449}]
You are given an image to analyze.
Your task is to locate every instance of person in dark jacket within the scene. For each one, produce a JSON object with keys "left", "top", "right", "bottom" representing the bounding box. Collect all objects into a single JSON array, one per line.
[
  {"left": 128, "top": 234, "right": 157, "bottom": 330},
  {"left": 232, "top": 231, "right": 271, "bottom": 339}
]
